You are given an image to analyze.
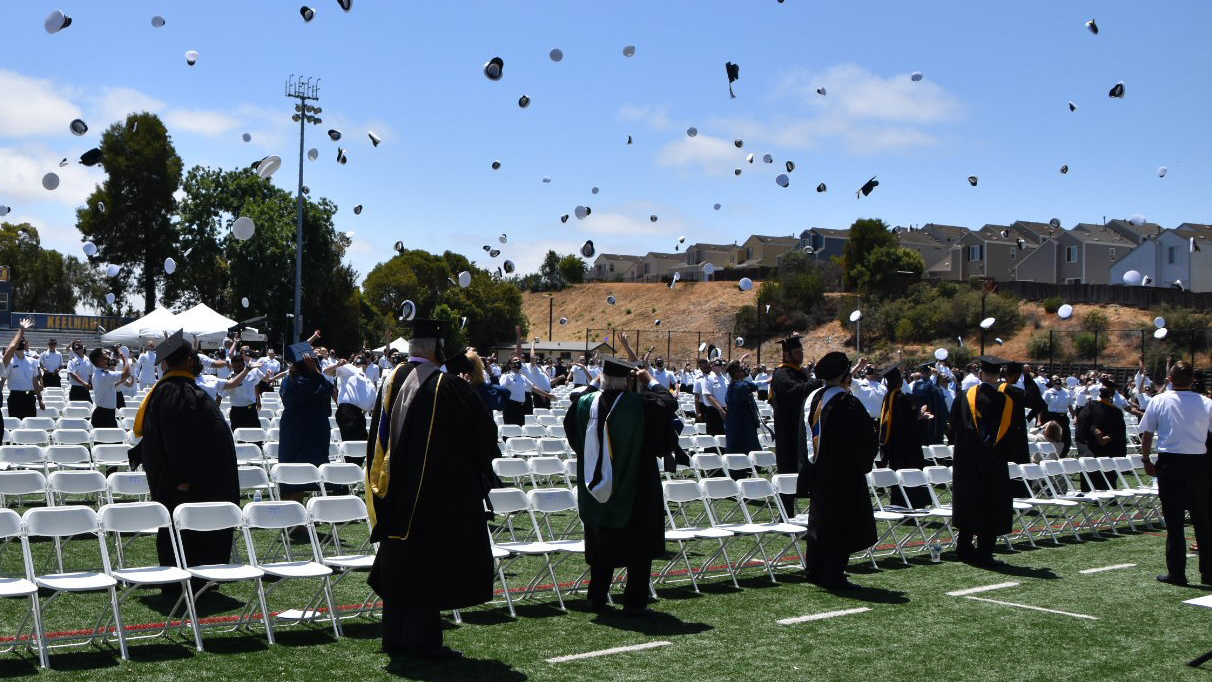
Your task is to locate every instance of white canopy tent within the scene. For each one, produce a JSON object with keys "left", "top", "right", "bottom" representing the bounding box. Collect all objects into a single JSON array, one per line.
[
  {"left": 373, "top": 337, "right": 410, "bottom": 354},
  {"left": 174, "top": 303, "right": 266, "bottom": 347},
  {"left": 99, "top": 307, "right": 179, "bottom": 346}
]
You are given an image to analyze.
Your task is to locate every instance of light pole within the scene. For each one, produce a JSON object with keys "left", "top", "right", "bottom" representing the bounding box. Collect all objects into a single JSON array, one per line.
[
  {"left": 547, "top": 295, "right": 554, "bottom": 341},
  {"left": 284, "top": 75, "right": 322, "bottom": 343}
]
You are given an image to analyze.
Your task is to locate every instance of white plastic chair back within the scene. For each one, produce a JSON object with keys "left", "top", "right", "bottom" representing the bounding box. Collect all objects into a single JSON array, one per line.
[
  {"left": 498, "top": 425, "right": 524, "bottom": 440},
  {"left": 23, "top": 506, "right": 99, "bottom": 537},
  {"left": 91, "top": 428, "right": 128, "bottom": 445},
  {"left": 238, "top": 466, "right": 273, "bottom": 493},
  {"left": 173, "top": 502, "right": 243, "bottom": 532},
  {"left": 771, "top": 473, "right": 798, "bottom": 496},
  {"left": 91, "top": 444, "right": 131, "bottom": 466},
  {"left": 319, "top": 463, "right": 364, "bottom": 487},
  {"left": 722, "top": 454, "right": 755, "bottom": 475},
  {"left": 62, "top": 406, "right": 93, "bottom": 418},
  {"left": 48, "top": 470, "right": 108, "bottom": 496},
  {"left": 51, "top": 429, "right": 92, "bottom": 446},
  {"left": 307, "top": 495, "right": 368, "bottom": 524},
  {"left": 486, "top": 487, "right": 530, "bottom": 514},
  {"left": 0, "top": 507, "right": 20, "bottom": 538},
  {"left": 527, "top": 488, "right": 577, "bottom": 513},
  {"left": 505, "top": 437, "right": 538, "bottom": 456},
  {"left": 20, "top": 417, "right": 56, "bottom": 431},
  {"left": 10, "top": 429, "right": 50, "bottom": 446},
  {"left": 749, "top": 451, "right": 777, "bottom": 469},
  {"left": 339, "top": 441, "right": 367, "bottom": 459},
  {"left": 700, "top": 477, "right": 741, "bottom": 500},
  {"left": 108, "top": 471, "right": 151, "bottom": 497},
  {"left": 897, "top": 469, "right": 930, "bottom": 489},
  {"left": 690, "top": 453, "right": 724, "bottom": 474},
  {"left": 243, "top": 500, "right": 308, "bottom": 529},
  {"left": 867, "top": 468, "right": 901, "bottom": 488},
  {"left": 0, "top": 445, "right": 44, "bottom": 467},
  {"left": 528, "top": 457, "right": 567, "bottom": 478},
  {"left": 923, "top": 465, "right": 952, "bottom": 486},
  {"left": 737, "top": 477, "right": 777, "bottom": 500},
  {"left": 522, "top": 424, "right": 547, "bottom": 438},
  {"left": 55, "top": 417, "right": 91, "bottom": 431},
  {"left": 662, "top": 480, "right": 703, "bottom": 504},
  {"left": 270, "top": 463, "right": 322, "bottom": 486},
  {"left": 99, "top": 501, "right": 170, "bottom": 534},
  {"left": 233, "top": 428, "right": 268, "bottom": 443},
  {"left": 0, "top": 470, "right": 47, "bottom": 497},
  {"left": 492, "top": 458, "right": 532, "bottom": 480},
  {"left": 2, "top": 417, "right": 20, "bottom": 431},
  {"left": 43, "top": 444, "right": 90, "bottom": 468}
]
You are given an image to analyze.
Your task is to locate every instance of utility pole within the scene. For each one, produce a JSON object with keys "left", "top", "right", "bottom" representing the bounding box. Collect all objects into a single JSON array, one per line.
[{"left": 284, "top": 75, "right": 322, "bottom": 343}]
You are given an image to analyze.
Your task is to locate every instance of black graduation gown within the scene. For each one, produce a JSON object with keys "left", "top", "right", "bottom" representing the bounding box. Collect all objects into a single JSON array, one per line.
[
  {"left": 798, "top": 391, "right": 878, "bottom": 554},
  {"left": 366, "top": 365, "right": 499, "bottom": 610},
  {"left": 1075, "top": 401, "right": 1126, "bottom": 490},
  {"left": 1001, "top": 383, "right": 1040, "bottom": 465},
  {"left": 770, "top": 365, "right": 821, "bottom": 475},
  {"left": 879, "top": 389, "right": 931, "bottom": 508},
  {"left": 564, "top": 385, "right": 676, "bottom": 567},
  {"left": 137, "top": 375, "right": 239, "bottom": 567},
  {"left": 947, "top": 383, "right": 1015, "bottom": 537}
]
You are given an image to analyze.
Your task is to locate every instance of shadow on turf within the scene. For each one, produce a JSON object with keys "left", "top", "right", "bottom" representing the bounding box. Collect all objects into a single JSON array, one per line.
[
  {"left": 383, "top": 656, "right": 527, "bottom": 681},
  {"left": 590, "top": 609, "right": 713, "bottom": 637}
]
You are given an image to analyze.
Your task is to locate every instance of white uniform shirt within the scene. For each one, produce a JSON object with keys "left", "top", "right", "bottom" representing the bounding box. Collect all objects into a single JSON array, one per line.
[
  {"left": 333, "top": 364, "right": 375, "bottom": 410},
  {"left": 1136, "top": 392, "right": 1152, "bottom": 412},
  {"left": 67, "top": 354, "right": 94, "bottom": 387},
  {"left": 91, "top": 365, "right": 125, "bottom": 409},
  {"left": 195, "top": 374, "right": 222, "bottom": 401},
  {"left": 262, "top": 356, "right": 281, "bottom": 378},
  {"left": 940, "top": 383, "right": 957, "bottom": 412},
  {"left": 39, "top": 349, "right": 63, "bottom": 373},
  {"left": 752, "top": 372, "right": 771, "bottom": 391},
  {"left": 500, "top": 371, "right": 533, "bottom": 403},
  {"left": 705, "top": 371, "right": 730, "bottom": 406},
  {"left": 1043, "top": 387, "right": 1072, "bottom": 414},
  {"left": 134, "top": 350, "right": 158, "bottom": 385},
  {"left": 363, "top": 361, "right": 380, "bottom": 384},
  {"left": 521, "top": 363, "right": 550, "bottom": 392},
  {"left": 7, "top": 352, "right": 39, "bottom": 391},
  {"left": 961, "top": 373, "right": 980, "bottom": 391},
  {"left": 224, "top": 367, "right": 264, "bottom": 407},
  {"left": 1138, "top": 390, "right": 1212, "bottom": 454},
  {"left": 851, "top": 378, "right": 888, "bottom": 419},
  {"left": 570, "top": 365, "right": 591, "bottom": 386},
  {"left": 650, "top": 368, "right": 677, "bottom": 391}
]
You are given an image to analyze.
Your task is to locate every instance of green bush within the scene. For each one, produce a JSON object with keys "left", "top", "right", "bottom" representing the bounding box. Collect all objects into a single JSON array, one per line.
[
  {"left": 1026, "top": 332, "right": 1054, "bottom": 360},
  {"left": 1082, "top": 310, "right": 1110, "bottom": 333},
  {"left": 1042, "top": 296, "right": 1062, "bottom": 314},
  {"left": 1073, "top": 332, "right": 1108, "bottom": 360}
]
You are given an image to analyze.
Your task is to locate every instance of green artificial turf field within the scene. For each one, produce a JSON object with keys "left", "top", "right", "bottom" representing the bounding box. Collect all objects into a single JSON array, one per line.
[{"left": 1, "top": 491, "right": 1209, "bottom": 682}]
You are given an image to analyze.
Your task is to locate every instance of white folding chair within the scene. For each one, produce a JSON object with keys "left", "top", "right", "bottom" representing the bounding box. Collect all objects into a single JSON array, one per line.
[
  {"left": 699, "top": 477, "right": 779, "bottom": 583},
  {"left": 233, "top": 428, "right": 269, "bottom": 444},
  {"left": 689, "top": 453, "right": 725, "bottom": 480},
  {"left": 1076, "top": 457, "right": 1135, "bottom": 532},
  {"left": 10, "top": 429, "right": 50, "bottom": 447},
  {"left": 522, "top": 424, "right": 547, "bottom": 438},
  {"left": 106, "top": 471, "right": 151, "bottom": 500},
  {"left": 172, "top": 502, "right": 274, "bottom": 644},
  {"left": 0, "top": 445, "right": 49, "bottom": 474},
  {"left": 865, "top": 469, "right": 912, "bottom": 565},
  {"left": 90, "top": 444, "right": 132, "bottom": 470},
  {"left": 20, "top": 417, "right": 56, "bottom": 431},
  {"left": 546, "top": 424, "right": 567, "bottom": 439},
  {"left": 319, "top": 462, "right": 364, "bottom": 496},
  {"left": 722, "top": 454, "right": 758, "bottom": 478},
  {"left": 270, "top": 463, "right": 323, "bottom": 498},
  {"left": 536, "top": 437, "right": 568, "bottom": 458},
  {"left": 504, "top": 437, "right": 539, "bottom": 457},
  {"left": 0, "top": 508, "right": 48, "bottom": 668},
  {"left": 55, "top": 417, "right": 91, "bottom": 431},
  {"left": 238, "top": 466, "right": 275, "bottom": 501},
  {"left": 304, "top": 495, "right": 380, "bottom": 620},
  {"left": 528, "top": 457, "right": 571, "bottom": 488},
  {"left": 90, "top": 428, "right": 129, "bottom": 446},
  {"left": 62, "top": 406, "right": 92, "bottom": 419},
  {"left": 1114, "top": 457, "right": 1161, "bottom": 524},
  {"left": 50, "top": 429, "right": 92, "bottom": 447},
  {"left": 338, "top": 441, "right": 367, "bottom": 462},
  {"left": 895, "top": 469, "right": 955, "bottom": 546},
  {"left": 118, "top": 407, "right": 140, "bottom": 420},
  {"left": 486, "top": 487, "right": 568, "bottom": 610},
  {"left": 526, "top": 488, "right": 587, "bottom": 595},
  {"left": 736, "top": 477, "right": 807, "bottom": 572},
  {"left": 98, "top": 502, "right": 204, "bottom": 652},
  {"left": 46, "top": 470, "right": 111, "bottom": 508},
  {"left": 492, "top": 457, "right": 533, "bottom": 488},
  {"left": 1039, "top": 459, "right": 1111, "bottom": 537},
  {"left": 749, "top": 450, "right": 777, "bottom": 473},
  {"left": 242, "top": 501, "right": 342, "bottom": 638},
  {"left": 21, "top": 506, "right": 129, "bottom": 661},
  {"left": 234, "top": 443, "right": 266, "bottom": 467},
  {"left": 1015, "top": 463, "right": 1083, "bottom": 542},
  {"left": 0, "top": 470, "right": 50, "bottom": 508}
]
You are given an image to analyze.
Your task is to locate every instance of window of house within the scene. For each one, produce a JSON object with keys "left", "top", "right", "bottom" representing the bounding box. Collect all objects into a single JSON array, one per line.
[
  {"left": 968, "top": 245, "right": 982, "bottom": 261},
  {"left": 1065, "top": 246, "right": 1078, "bottom": 263},
  {"left": 609, "top": 263, "right": 614, "bottom": 272},
  {"left": 1065, "top": 278, "right": 1082, "bottom": 285},
  {"left": 0, "top": 293, "right": 8, "bottom": 311},
  {"left": 1167, "top": 246, "right": 1177, "bottom": 264},
  {"left": 746, "top": 247, "right": 753, "bottom": 261},
  {"left": 1009, "top": 249, "right": 1016, "bottom": 260},
  {"left": 1109, "top": 248, "right": 1116, "bottom": 260},
  {"left": 644, "top": 262, "right": 650, "bottom": 274}
]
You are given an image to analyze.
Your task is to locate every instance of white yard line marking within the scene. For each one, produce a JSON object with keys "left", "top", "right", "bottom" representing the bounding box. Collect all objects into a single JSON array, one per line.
[
  {"left": 946, "top": 581, "right": 1020, "bottom": 597},
  {"left": 1079, "top": 563, "right": 1136, "bottom": 574},
  {"left": 964, "top": 596, "right": 1098, "bottom": 620},
  {"left": 546, "top": 641, "right": 673, "bottom": 664},
  {"left": 777, "top": 607, "right": 871, "bottom": 625}
]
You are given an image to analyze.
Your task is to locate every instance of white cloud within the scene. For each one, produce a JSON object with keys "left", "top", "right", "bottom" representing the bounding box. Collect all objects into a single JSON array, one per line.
[
  {"left": 163, "top": 109, "right": 242, "bottom": 136},
  {"left": 656, "top": 134, "right": 744, "bottom": 174},
  {"left": 89, "top": 87, "right": 165, "bottom": 125},
  {"left": 0, "top": 69, "right": 82, "bottom": 138},
  {"left": 0, "top": 144, "right": 104, "bottom": 208},
  {"left": 7, "top": 212, "right": 82, "bottom": 255},
  {"left": 617, "top": 104, "right": 671, "bottom": 131},
  {"left": 776, "top": 63, "right": 963, "bottom": 125}
]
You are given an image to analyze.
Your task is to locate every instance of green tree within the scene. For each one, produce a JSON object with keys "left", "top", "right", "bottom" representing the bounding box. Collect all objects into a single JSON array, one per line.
[
  {"left": 557, "top": 254, "right": 586, "bottom": 284},
  {"left": 0, "top": 222, "right": 103, "bottom": 313},
  {"left": 172, "top": 165, "right": 363, "bottom": 353},
  {"left": 851, "top": 245, "right": 924, "bottom": 299},
  {"left": 75, "top": 112, "right": 184, "bottom": 312},
  {"left": 840, "top": 218, "right": 896, "bottom": 289}
]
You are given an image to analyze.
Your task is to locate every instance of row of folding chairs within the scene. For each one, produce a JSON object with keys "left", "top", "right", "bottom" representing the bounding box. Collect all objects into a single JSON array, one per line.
[
  {"left": 237, "top": 462, "right": 365, "bottom": 500},
  {"left": 232, "top": 440, "right": 366, "bottom": 469},
  {"left": 0, "top": 444, "right": 133, "bottom": 477},
  {"left": 4, "top": 428, "right": 132, "bottom": 448},
  {"left": 497, "top": 423, "right": 568, "bottom": 441},
  {"left": 0, "top": 496, "right": 374, "bottom": 666}
]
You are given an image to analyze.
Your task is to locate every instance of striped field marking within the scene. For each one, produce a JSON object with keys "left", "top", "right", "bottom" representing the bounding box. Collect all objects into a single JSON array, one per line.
[
  {"left": 546, "top": 641, "right": 673, "bottom": 664},
  {"left": 777, "top": 607, "right": 871, "bottom": 625},
  {"left": 946, "top": 582, "right": 1020, "bottom": 597},
  {"left": 964, "top": 596, "right": 1098, "bottom": 620},
  {"left": 1079, "top": 563, "right": 1136, "bottom": 574}
]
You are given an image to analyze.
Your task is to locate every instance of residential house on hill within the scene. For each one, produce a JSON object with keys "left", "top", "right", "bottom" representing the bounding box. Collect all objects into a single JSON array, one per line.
[
  {"left": 1109, "top": 223, "right": 1212, "bottom": 292},
  {"left": 739, "top": 235, "right": 799, "bottom": 266},
  {"left": 894, "top": 228, "right": 949, "bottom": 270},
  {"left": 796, "top": 227, "right": 849, "bottom": 262},
  {"left": 639, "top": 252, "right": 684, "bottom": 283},
  {"left": 686, "top": 242, "right": 741, "bottom": 268},
  {"left": 586, "top": 254, "right": 643, "bottom": 282},
  {"left": 1014, "top": 223, "right": 1134, "bottom": 284}
]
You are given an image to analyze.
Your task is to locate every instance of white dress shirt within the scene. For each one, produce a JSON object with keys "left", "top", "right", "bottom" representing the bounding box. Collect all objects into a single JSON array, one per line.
[
  {"left": 91, "top": 365, "right": 125, "bottom": 409},
  {"left": 752, "top": 372, "right": 771, "bottom": 391},
  {"left": 67, "top": 354, "right": 94, "bottom": 387},
  {"left": 1042, "top": 387, "right": 1072, "bottom": 414},
  {"left": 224, "top": 367, "right": 263, "bottom": 407},
  {"left": 705, "top": 372, "right": 730, "bottom": 406},
  {"left": 195, "top": 374, "right": 222, "bottom": 401},
  {"left": 335, "top": 364, "right": 377, "bottom": 411},
  {"left": 39, "top": 349, "right": 64, "bottom": 373},
  {"left": 521, "top": 363, "right": 550, "bottom": 392},
  {"left": 961, "top": 373, "right": 980, "bottom": 391},
  {"left": 651, "top": 368, "right": 677, "bottom": 391},
  {"left": 1138, "top": 390, "right": 1212, "bottom": 454},
  {"left": 7, "top": 352, "right": 39, "bottom": 391},
  {"left": 134, "top": 350, "right": 158, "bottom": 385},
  {"left": 500, "top": 371, "right": 533, "bottom": 403},
  {"left": 852, "top": 378, "right": 888, "bottom": 419},
  {"left": 570, "top": 365, "right": 590, "bottom": 386}
]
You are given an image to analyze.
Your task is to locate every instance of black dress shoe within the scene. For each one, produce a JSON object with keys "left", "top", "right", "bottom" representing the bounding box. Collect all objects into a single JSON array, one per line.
[
  {"left": 1157, "top": 574, "right": 1189, "bottom": 586},
  {"left": 588, "top": 601, "right": 612, "bottom": 613},
  {"left": 416, "top": 646, "right": 464, "bottom": 660},
  {"left": 822, "top": 578, "right": 862, "bottom": 591},
  {"left": 955, "top": 546, "right": 975, "bottom": 561},
  {"left": 1202, "top": 575, "right": 1212, "bottom": 587}
]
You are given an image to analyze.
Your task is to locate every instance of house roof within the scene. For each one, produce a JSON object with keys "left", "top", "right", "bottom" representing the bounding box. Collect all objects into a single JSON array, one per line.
[
  {"left": 1011, "top": 221, "right": 1063, "bottom": 242},
  {"left": 746, "top": 234, "right": 799, "bottom": 246},
  {"left": 1175, "top": 223, "right": 1212, "bottom": 240},
  {"left": 895, "top": 230, "right": 945, "bottom": 247},
  {"left": 690, "top": 242, "right": 738, "bottom": 251},
  {"left": 593, "top": 253, "right": 644, "bottom": 263},
  {"left": 977, "top": 224, "right": 1016, "bottom": 244},
  {"left": 1105, "top": 218, "right": 1163, "bottom": 241},
  {"left": 920, "top": 223, "right": 970, "bottom": 241},
  {"left": 810, "top": 227, "right": 850, "bottom": 238},
  {"left": 644, "top": 252, "right": 683, "bottom": 260},
  {"left": 1065, "top": 225, "right": 1132, "bottom": 244}
]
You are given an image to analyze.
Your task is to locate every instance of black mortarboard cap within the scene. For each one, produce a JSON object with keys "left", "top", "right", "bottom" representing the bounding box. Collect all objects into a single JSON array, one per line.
[
  {"left": 1108, "top": 81, "right": 1124, "bottom": 99},
  {"left": 777, "top": 335, "right": 802, "bottom": 351},
  {"left": 286, "top": 342, "right": 314, "bottom": 364},
  {"left": 79, "top": 148, "right": 103, "bottom": 167},
  {"left": 1003, "top": 360, "right": 1024, "bottom": 374},
  {"left": 444, "top": 352, "right": 473, "bottom": 376},
  {"left": 815, "top": 351, "right": 850, "bottom": 381},
  {"left": 725, "top": 61, "right": 740, "bottom": 98},
  {"left": 857, "top": 176, "right": 879, "bottom": 198},
  {"left": 879, "top": 361, "right": 901, "bottom": 379},
  {"left": 409, "top": 318, "right": 451, "bottom": 340},
  {"left": 977, "top": 355, "right": 1006, "bottom": 373},
  {"left": 158, "top": 329, "right": 191, "bottom": 365},
  {"left": 603, "top": 357, "right": 635, "bottom": 377}
]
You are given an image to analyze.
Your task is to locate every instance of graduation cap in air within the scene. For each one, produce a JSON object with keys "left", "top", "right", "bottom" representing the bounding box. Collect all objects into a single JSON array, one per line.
[
  {"left": 338, "top": 0, "right": 352, "bottom": 11},
  {"left": 484, "top": 57, "right": 504, "bottom": 81},
  {"left": 327, "top": 129, "right": 342, "bottom": 141},
  {"left": 285, "top": 341, "right": 315, "bottom": 364},
  {"left": 816, "top": 87, "right": 827, "bottom": 96},
  {"left": 1086, "top": 18, "right": 1098, "bottom": 35},
  {"left": 1068, "top": 101, "right": 1077, "bottom": 112},
  {"left": 70, "top": 119, "right": 88, "bottom": 136},
  {"left": 1108, "top": 82, "right": 1125, "bottom": 99},
  {"left": 151, "top": 14, "right": 166, "bottom": 27},
  {"left": 816, "top": 182, "right": 827, "bottom": 193},
  {"left": 158, "top": 329, "right": 191, "bottom": 365},
  {"left": 185, "top": 50, "right": 199, "bottom": 66},
  {"left": 1060, "top": 165, "right": 1069, "bottom": 174},
  {"left": 968, "top": 176, "right": 979, "bottom": 187},
  {"left": 300, "top": 6, "right": 316, "bottom": 21},
  {"left": 627, "top": 135, "right": 633, "bottom": 145},
  {"left": 44, "top": 9, "right": 71, "bottom": 34},
  {"left": 42, "top": 173, "right": 59, "bottom": 190},
  {"left": 368, "top": 131, "right": 381, "bottom": 147},
  {"left": 857, "top": 176, "right": 879, "bottom": 198},
  {"left": 725, "top": 61, "right": 740, "bottom": 98},
  {"left": 80, "top": 148, "right": 103, "bottom": 167},
  {"left": 518, "top": 95, "right": 531, "bottom": 108}
]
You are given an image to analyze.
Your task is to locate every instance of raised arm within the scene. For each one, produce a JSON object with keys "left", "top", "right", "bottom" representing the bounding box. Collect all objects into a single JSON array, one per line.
[{"left": 2, "top": 318, "right": 32, "bottom": 366}]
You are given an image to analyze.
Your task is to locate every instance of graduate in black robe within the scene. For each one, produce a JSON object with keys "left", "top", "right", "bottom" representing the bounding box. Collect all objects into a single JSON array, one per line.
[
  {"left": 878, "top": 364, "right": 933, "bottom": 509},
  {"left": 1000, "top": 362, "right": 1046, "bottom": 465},
  {"left": 132, "top": 331, "right": 239, "bottom": 593},
  {"left": 948, "top": 356, "right": 1017, "bottom": 566},
  {"left": 770, "top": 336, "right": 821, "bottom": 515},
  {"left": 1075, "top": 384, "right": 1127, "bottom": 491},
  {"left": 365, "top": 320, "right": 498, "bottom": 665},
  {"left": 564, "top": 358, "right": 676, "bottom": 614},
  {"left": 797, "top": 351, "right": 877, "bottom": 590}
]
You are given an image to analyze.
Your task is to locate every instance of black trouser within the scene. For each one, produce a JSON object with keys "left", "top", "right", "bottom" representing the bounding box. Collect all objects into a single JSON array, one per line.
[
  {"left": 157, "top": 526, "right": 234, "bottom": 592},
  {"left": 41, "top": 371, "right": 60, "bottom": 388},
  {"left": 381, "top": 602, "right": 442, "bottom": 655},
  {"left": 90, "top": 406, "right": 117, "bottom": 429},
  {"left": 1042, "top": 411, "right": 1071, "bottom": 456},
  {"left": 228, "top": 404, "right": 261, "bottom": 431},
  {"left": 1156, "top": 453, "right": 1212, "bottom": 579},
  {"left": 758, "top": 389, "right": 769, "bottom": 402},
  {"left": 588, "top": 560, "right": 652, "bottom": 611},
  {"left": 704, "top": 407, "right": 725, "bottom": 436},
  {"left": 805, "top": 544, "right": 851, "bottom": 586},
  {"left": 531, "top": 393, "right": 550, "bottom": 410},
  {"left": 522, "top": 392, "right": 535, "bottom": 416},
  {"left": 6, "top": 390, "right": 36, "bottom": 419},
  {"left": 115, "top": 391, "right": 126, "bottom": 409},
  {"left": 68, "top": 385, "right": 91, "bottom": 403},
  {"left": 336, "top": 402, "right": 368, "bottom": 441},
  {"left": 956, "top": 529, "right": 999, "bottom": 561},
  {"left": 503, "top": 400, "right": 525, "bottom": 426}
]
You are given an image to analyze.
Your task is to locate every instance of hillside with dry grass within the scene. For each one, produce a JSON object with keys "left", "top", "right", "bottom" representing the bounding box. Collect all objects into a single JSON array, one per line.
[{"left": 521, "top": 283, "right": 1190, "bottom": 368}]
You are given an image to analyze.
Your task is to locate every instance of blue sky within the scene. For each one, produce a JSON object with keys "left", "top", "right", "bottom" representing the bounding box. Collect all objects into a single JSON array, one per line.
[{"left": 1, "top": 1, "right": 1210, "bottom": 301}]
